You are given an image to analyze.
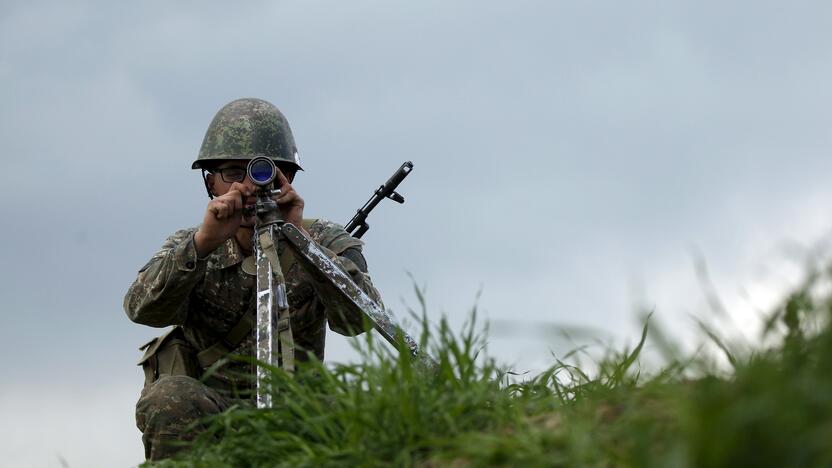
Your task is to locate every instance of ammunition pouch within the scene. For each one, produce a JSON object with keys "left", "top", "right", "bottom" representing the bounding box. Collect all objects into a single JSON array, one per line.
[{"left": 137, "top": 327, "right": 201, "bottom": 386}]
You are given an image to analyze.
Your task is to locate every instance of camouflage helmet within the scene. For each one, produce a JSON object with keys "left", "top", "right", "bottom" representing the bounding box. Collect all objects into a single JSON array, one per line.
[{"left": 192, "top": 98, "right": 303, "bottom": 171}]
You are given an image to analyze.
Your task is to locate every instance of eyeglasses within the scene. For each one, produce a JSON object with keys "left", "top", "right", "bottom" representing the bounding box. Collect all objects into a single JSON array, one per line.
[
  {"left": 212, "top": 167, "right": 247, "bottom": 183},
  {"left": 210, "top": 165, "right": 296, "bottom": 184}
]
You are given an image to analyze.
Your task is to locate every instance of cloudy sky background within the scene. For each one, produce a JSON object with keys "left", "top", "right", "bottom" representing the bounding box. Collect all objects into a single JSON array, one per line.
[{"left": 2, "top": 1, "right": 831, "bottom": 466}]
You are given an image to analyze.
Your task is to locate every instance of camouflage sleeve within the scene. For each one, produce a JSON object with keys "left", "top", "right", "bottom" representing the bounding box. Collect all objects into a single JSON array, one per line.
[
  {"left": 124, "top": 228, "right": 207, "bottom": 327},
  {"left": 307, "top": 220, "right": 385, "bottom": 336}
]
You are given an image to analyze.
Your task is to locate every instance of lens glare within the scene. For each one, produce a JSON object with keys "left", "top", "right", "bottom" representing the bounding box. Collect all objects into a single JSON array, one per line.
[{"left": 250, "top": 160, "right": 274, "bottom": 184}]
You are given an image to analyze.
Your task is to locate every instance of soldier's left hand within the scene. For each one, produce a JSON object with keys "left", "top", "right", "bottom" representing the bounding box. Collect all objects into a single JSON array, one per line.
[{"left": 274, "top": 169, "right": 305, "bottom": 228}]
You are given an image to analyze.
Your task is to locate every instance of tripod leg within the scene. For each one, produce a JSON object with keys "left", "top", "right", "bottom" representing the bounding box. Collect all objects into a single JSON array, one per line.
[
  {"left": 255, "top": 226, "right": 294, "bottom": 409},
  {"left": 280, "top": 223, "right": 436, "bottom": 370}
]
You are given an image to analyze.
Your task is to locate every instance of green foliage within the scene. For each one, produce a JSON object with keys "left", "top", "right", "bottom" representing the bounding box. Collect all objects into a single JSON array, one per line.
[{"left": 153, "top": 274, "right": 832, "bottom": 467}]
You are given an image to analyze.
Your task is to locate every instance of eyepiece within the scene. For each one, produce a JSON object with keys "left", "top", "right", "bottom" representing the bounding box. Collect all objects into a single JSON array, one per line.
[{"left": 248, "top": 157, "right": 277, "bottom": 186}]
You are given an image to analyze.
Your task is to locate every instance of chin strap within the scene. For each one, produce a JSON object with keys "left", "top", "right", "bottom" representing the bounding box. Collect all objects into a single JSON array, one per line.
[{"left": 202, "top": 168, "right": 214, "bottom": 200}]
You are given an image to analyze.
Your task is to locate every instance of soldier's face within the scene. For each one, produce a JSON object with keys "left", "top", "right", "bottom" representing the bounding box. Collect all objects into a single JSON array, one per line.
[
  {"left": 206, "top": 160, "right": 297, "bottom": 197},
  {"left": 206, "top": 161, "right": 254, "bottom": 197},
  {"left": 204, "top": 161, "right": 255, "bottom": 227},
  {"left": 205, "top": 159, "right": 297, "bottom": 227}
]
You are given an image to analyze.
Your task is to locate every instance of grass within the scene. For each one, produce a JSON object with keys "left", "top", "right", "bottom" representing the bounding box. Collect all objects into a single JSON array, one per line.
[{"left": 151, "top": 270, "right": 832, "bottom": 467}]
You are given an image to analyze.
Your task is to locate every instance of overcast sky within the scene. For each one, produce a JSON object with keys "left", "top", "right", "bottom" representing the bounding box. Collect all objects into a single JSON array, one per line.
[{"left": 2, "top": 1, "right": 831, "bottom": 466}]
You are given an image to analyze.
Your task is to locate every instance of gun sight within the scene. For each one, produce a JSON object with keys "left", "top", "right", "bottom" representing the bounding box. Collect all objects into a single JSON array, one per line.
[{"left": 247, "top": 157, "right": 278, "bottom": 187}]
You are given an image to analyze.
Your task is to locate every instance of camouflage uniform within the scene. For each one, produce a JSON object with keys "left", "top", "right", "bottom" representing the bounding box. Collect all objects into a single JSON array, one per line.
[{"left": 125, "top": 219, "right": 382, "bottom": 460}]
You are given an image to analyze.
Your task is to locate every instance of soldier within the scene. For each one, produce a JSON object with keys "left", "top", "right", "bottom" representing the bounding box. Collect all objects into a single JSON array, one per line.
[{"left": 124, "top": 98, "right": 383, "bottom": 461}]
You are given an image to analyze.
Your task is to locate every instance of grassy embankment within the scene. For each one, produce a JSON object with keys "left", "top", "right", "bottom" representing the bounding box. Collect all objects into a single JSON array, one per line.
[{"left": 154, "top": 269, "right": 832, "bottom": 467}]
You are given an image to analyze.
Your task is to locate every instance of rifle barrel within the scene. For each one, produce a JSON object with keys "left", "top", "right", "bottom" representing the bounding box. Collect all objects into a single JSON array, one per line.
[{"left": 346, "top": 161, "right": 413, "bottom": 237}]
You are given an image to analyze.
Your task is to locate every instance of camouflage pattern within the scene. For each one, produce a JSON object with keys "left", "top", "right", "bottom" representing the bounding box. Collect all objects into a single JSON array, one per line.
[
  {"left": 192, "top": 98, "right": 302, "bottom": 171},
  {"left": 125, "top": 219, "right": 383, "bottom": 459},
  {"left": 135, "top": 375, "right": 237, "bottom": 460}
]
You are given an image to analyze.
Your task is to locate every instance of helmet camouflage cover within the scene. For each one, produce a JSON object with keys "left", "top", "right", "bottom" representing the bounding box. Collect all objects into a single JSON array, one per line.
[{"left": 192, "top": 98, "right": 303, "bottom": 171}]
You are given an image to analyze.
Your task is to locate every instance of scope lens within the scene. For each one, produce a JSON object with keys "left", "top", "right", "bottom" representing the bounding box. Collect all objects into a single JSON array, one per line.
[{"left": 249, "top": 159, "right": 275, "bottom": 184}]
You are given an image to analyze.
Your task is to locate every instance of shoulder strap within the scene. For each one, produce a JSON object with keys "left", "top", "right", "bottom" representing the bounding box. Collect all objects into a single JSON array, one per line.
[{"left": 196, "top": 310, "right": 254, "bottom": 368}]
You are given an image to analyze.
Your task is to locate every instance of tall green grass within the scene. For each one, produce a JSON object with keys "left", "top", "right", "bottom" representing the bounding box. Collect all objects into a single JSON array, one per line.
[{"left": 152, "top": 272, "right": 832, "bottom": 467}]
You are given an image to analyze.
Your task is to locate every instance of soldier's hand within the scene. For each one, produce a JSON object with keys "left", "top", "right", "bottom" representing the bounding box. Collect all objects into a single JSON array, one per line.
[
  {"left": 195, "top": 182, "right": 253, "bottom": 257},
  {"left": 274, "top": 169, "right": 305, "bottom": 229}
]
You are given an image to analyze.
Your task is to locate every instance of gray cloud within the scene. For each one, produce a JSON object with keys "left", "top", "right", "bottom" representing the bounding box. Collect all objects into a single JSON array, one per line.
[{"left": 2, "top": 1, "right": 831, "bottom": 465}]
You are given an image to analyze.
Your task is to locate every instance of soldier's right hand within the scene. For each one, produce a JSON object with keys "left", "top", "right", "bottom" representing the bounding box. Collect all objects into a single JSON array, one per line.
[{"left": 195, "top": 183, "right": 253, "bottom": 257}]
